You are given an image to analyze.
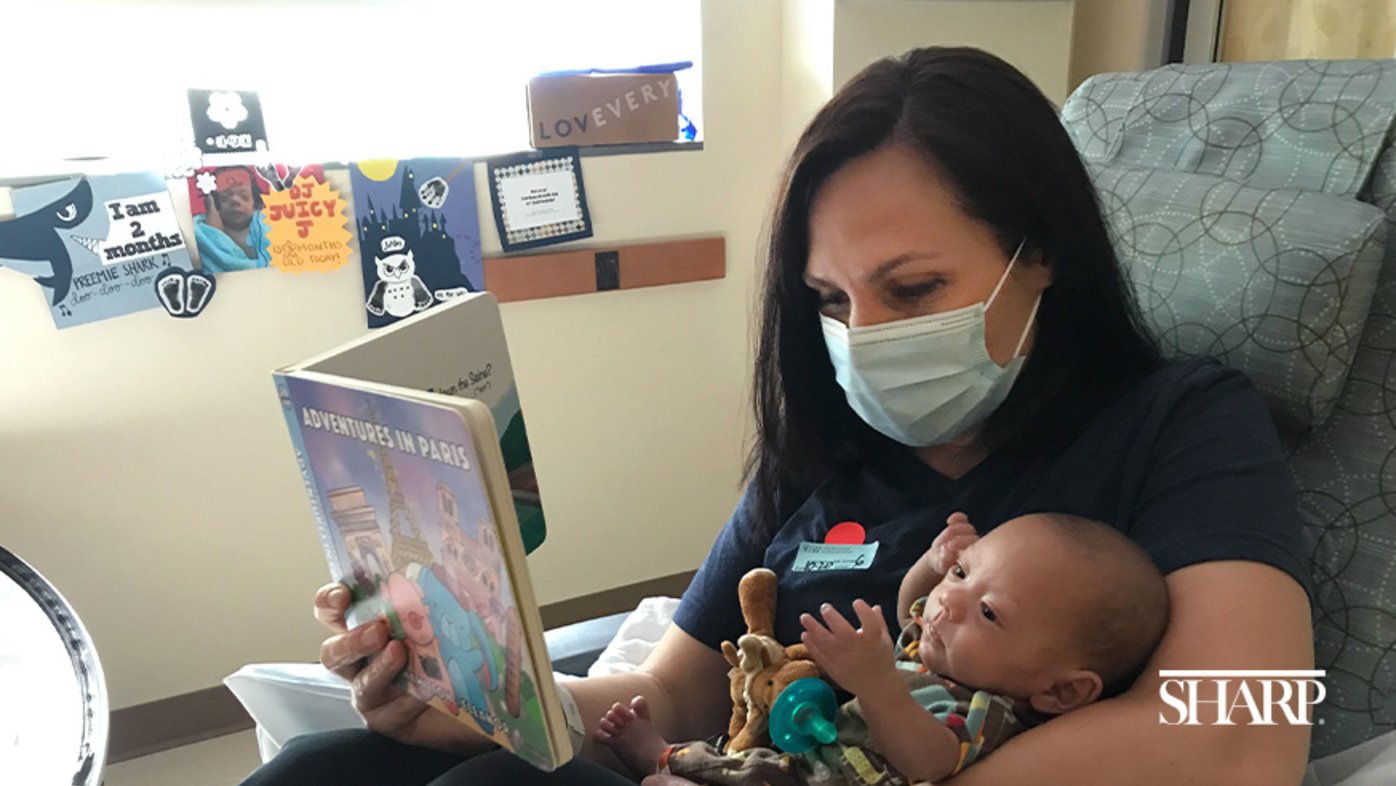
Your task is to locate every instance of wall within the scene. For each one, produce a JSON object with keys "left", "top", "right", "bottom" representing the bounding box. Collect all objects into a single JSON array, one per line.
[
  {"left": 0, "top": 0, "right": 1076, "bottom": 710},
  {"left": 833, "top": 0, "right": 1075, "bottom": 104},
  {"left": 782, "top": 0, "right": 836, "bottom": 146},
  {"left": 1221, "top": 0, "right": 1396, "bottom": 61},
  {"left": 1068, "top": 0, "right": 1169, "bottom": 92},
  {"left": 0, "top": 0, "right": 782, "bottom": 709}
]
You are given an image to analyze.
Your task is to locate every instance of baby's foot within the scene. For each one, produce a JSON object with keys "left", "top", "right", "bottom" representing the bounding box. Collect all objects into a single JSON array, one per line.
[{"left": 596, "top": 696, "right": 670, "bottom": 776}]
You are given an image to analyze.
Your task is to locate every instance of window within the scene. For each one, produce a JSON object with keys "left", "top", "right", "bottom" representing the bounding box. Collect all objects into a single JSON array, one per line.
[{"left": 2, "top": 0, "right": 702, "bottom": 179}]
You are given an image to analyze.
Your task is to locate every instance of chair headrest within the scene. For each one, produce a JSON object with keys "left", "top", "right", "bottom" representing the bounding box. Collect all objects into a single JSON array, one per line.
[
  {"left": 1064, "top": 60, "right": 1396, "bottom": 198},
  {"left": 1091, "top": 163, "right": 1387, "bottom": 437}
]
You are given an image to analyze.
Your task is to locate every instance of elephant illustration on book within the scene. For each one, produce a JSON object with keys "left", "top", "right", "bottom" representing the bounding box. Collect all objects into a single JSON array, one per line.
[{"left": 419, "top": 566, "right": 503, "bottom": 734}]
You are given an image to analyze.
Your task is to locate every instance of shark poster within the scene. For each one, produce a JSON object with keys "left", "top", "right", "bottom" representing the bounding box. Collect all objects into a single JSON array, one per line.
[
  {"left": 350, "top": 158, "right": 482, "bottom": 329},
  {"left": 2, "top": 173, "right": 194, "bottom": 329}
]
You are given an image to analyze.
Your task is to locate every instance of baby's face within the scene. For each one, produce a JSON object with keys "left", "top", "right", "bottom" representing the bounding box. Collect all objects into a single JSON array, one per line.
[{"left": 919, "top": 517, "right": 1091, "bottom": 698}]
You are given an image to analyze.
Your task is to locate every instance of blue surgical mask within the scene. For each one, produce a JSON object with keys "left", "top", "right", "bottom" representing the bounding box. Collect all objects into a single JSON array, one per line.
[{"left": 820, "top": 240, "right": 1040, "bottom": 447}]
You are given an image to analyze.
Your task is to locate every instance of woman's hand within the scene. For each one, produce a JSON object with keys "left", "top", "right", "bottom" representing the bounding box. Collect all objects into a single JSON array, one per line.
[{"left": 314, "top": 582, "right": 491, "bottom": 755}]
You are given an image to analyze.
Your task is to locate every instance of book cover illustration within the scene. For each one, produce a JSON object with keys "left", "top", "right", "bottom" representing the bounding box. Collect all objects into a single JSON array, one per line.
[
  {"left": 2, "top": 173, "right": 194, "bottom": 329},
  {"left": 275, "top": 374, "right": 554, "bottom": 767},
  {"left": 350, "top": 158, "right": 483, "bottom": 329}
]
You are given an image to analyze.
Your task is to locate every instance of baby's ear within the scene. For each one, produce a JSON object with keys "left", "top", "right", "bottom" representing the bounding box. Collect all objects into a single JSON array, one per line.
[{"left": 1028, "top": 670, "right": 1103, "bottom": 715}]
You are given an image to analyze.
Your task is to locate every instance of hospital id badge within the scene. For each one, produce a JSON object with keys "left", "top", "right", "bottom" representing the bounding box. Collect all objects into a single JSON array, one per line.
[{"left": 791, "top": 541, "right": 878, "bottom": 573}]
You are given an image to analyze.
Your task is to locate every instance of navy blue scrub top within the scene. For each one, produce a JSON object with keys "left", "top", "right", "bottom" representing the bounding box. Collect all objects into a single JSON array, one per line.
[{"left": 673, "top": 357, "right": 1311, "bottom": 652}]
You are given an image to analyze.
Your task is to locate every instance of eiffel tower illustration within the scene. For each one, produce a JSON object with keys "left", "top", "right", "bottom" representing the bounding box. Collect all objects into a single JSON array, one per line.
[{"left": 365, "top": 399, "right": 435, "bottom": 571}]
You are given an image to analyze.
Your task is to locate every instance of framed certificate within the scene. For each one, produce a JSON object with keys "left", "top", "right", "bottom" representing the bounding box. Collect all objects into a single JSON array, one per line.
[{"left": 487, "top": 148, "right": 593, "bottom": 252}]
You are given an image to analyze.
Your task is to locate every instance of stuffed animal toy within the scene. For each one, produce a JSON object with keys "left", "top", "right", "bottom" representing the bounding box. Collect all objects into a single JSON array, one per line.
[{"left": 720, "top": 568, "right": 821, "bottom": 753}]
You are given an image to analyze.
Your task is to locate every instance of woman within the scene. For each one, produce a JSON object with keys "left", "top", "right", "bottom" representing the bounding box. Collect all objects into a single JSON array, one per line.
[{"left": 242, "top": 47, "right": 1313, "bottom": 786}]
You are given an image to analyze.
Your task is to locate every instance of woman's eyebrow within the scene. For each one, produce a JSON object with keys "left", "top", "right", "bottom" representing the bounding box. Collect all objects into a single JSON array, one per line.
[
  {"left": 869, "top": 251, "right": 941, "bottom": 281},
  {"left": 804, "top": 251, "right": 943, "bottom": 288}
]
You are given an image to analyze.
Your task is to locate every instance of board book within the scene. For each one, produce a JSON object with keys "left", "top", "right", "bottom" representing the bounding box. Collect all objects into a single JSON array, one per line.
[
  {"left": 272, "top": 293, "right": 569, "bottom": 769},
  {"left": 283, "top": 292, "right": 546, "bottom": 553}
]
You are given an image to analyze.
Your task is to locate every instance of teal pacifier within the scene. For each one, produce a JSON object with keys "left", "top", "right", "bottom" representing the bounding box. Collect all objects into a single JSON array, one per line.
[{"left": 768, "top": 677, "right": 838, "bottom": 753}]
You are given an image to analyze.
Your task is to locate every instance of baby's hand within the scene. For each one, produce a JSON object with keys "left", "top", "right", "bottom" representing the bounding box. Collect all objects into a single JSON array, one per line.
[
  {"left": 928, "top": 512, "right": 978, "bottom": 577},
  {"left": 800, "top": 600, "right": 897, "bottom": 698}
]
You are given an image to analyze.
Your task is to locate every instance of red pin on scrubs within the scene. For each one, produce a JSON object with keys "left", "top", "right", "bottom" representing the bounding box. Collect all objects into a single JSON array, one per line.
[{"left": 824, "top": 521, "right": 866, "bottom": 545}]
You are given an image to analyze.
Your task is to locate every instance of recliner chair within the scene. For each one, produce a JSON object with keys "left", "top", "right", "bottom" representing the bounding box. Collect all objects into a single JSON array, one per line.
[{"left": 1061, "top": 58, "right": 1396, "bottom": 761}]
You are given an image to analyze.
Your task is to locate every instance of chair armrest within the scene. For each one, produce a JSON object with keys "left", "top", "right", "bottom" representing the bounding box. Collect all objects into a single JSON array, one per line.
[{"left": 544, "top": 611, "right": 631, "bottom": 676}]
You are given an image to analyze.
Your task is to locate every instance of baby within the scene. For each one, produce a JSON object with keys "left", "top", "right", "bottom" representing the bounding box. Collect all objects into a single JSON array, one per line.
[{"left": 597, "top": 511, "right": 1169, "bottom": 785}]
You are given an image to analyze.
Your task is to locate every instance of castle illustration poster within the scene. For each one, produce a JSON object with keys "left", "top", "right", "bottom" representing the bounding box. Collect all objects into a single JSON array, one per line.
[{"left": 349, "top": 158, "right": 483, "bottom": 329}]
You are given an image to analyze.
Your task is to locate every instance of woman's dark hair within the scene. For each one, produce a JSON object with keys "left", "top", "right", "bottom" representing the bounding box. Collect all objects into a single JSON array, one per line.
[{"left": 746, "top": 47, "right": 1161, "bottom": 532}]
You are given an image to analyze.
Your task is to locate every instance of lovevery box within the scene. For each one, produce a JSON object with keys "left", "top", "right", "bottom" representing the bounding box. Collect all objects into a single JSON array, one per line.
[{"left": 526, "top": 66, "right": 683, "bottom": 148}]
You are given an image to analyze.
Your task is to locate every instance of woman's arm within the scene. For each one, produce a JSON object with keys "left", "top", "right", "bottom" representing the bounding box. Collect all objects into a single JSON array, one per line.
[{"left": 941, "top": 561, "right": 1313, "bottom": 786}]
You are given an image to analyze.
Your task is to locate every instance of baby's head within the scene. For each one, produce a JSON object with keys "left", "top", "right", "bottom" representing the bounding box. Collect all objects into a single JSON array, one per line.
[{"left": 916, "top": 513, "right": 1168, "bottom": 715}]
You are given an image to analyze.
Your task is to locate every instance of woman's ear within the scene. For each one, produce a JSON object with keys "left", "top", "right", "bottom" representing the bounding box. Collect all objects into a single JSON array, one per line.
[
  {"left": 1028, "top": 669, "right": 1103, "bottom": 715},
  {"left": 1023, "top": 247, "right": 1054, "bottom": 288}
]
